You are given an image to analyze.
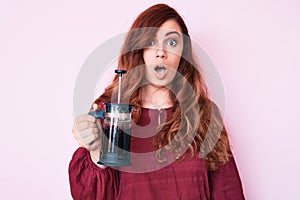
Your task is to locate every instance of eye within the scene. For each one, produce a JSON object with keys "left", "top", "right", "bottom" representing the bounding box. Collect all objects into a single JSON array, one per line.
[
  {"left": 166, "top": 39, "right": 177, "bottom": 47},
  {"left": 148, "top": 40, "right": 156, "bottom": 47}
]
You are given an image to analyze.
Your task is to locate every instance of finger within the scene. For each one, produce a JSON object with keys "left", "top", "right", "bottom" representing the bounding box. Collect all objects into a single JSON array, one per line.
[
  {"left": 92, "top": 103, "right": 98, "bottom": 111},
  {"left": 75, "top": 114, "right": 96, "bottom": 123},
  {"left": 74, "top": 132, "right": 98, "bottom": 147},
  {"left": 89, "top": 139, "right": 101, "bottom": 151},
  {"left": 82, "top": 133, "right": 100, "bottom": 145},
  {"left": 75, "top": 121, "right": 97, "bottom": 132},
  {"left": 77, "top": 128, "right": 99, "bottom": 139}
]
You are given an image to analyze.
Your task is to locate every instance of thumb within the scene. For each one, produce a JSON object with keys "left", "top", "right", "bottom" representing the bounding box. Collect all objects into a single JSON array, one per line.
[{"left": 92, "top": 103, "right": 98, "bottom": 111}]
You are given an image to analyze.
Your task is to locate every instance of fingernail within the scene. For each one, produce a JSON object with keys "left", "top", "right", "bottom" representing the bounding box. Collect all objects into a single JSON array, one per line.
[{"left": 93, "top": 103, "right": 98, "bottom": 111}]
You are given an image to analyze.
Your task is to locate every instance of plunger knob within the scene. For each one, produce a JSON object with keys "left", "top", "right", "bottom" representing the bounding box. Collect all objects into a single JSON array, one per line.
[{"left": 115, "top": 69, "right": 127, "bottom": 76}]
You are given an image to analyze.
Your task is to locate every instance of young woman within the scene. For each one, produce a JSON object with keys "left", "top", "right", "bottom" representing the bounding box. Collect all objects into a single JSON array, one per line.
[{"left": 69, "top": 4, "right": 245, "bottom": 200}]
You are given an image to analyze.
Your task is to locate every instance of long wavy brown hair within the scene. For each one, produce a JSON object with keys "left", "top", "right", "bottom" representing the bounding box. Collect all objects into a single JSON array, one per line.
[{"left": 93, "top": 4, "right": 231, "bottom": 171}]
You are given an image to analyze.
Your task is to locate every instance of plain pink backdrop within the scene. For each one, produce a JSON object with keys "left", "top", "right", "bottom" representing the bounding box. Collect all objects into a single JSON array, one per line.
[{"left": 1, "top": 0, "right": 299, "bottom": 199}]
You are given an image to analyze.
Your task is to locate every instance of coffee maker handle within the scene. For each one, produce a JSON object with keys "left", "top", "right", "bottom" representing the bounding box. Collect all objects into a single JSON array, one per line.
[{"left": 88, "top": 110, "right": 105, "bottom": 119}]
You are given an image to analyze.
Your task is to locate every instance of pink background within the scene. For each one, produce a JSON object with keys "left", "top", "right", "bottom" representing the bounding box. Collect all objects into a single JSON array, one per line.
[{"left": 1, "top": 0, "right": 299, "bottom": 199}]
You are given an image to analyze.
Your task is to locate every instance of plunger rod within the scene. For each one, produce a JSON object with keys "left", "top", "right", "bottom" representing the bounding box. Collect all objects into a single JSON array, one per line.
[{"left": 115, "top": 70, "right": 127, "bottom": 104}]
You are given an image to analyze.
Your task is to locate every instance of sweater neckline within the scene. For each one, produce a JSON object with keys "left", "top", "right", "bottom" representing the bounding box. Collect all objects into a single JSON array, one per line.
[{"left": 141, "top": 106, "right": 174, "bottom": 111}]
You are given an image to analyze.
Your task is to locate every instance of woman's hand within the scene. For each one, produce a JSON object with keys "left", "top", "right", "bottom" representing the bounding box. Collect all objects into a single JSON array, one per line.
[
  {"left": 72, "top": 104, "right": 105, "bottom": 168},
  {"left": 72, "top": 114, "right": 101, "bottom": 151}
]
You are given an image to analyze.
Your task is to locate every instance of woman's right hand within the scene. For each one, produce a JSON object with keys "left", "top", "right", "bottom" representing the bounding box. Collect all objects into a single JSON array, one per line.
[
  {"left": 72, "top": 113, "right": 105, "bottom": 167},
  {"left": 72, "top": 104, "right": 106, "bottom": 168},
  {"left": 72, "top": 113, "right": 101, "bottom": 151}
]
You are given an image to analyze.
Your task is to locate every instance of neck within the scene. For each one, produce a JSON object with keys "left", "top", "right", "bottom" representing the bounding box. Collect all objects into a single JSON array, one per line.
[{"left": 141, "top": 84, "right": 173, "bottom": 109}]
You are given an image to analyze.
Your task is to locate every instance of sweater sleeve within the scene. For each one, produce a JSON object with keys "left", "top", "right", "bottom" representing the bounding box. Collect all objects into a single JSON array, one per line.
[
  {"left": 208, "top": 156, "right": 245, "bottom": 200},
  {"left": 68, "top": 147, "right": 119, "bottom": 200}
]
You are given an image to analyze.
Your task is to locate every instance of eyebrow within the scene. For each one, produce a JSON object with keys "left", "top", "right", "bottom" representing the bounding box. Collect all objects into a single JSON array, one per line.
[{"left": 165, "top": 31, "right": 181, "bottom": 37}]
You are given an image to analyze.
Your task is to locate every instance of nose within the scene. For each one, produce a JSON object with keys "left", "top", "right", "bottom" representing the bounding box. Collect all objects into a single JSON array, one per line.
[{"left": 155, "top": 47, "right": 167, "bottom": 58}]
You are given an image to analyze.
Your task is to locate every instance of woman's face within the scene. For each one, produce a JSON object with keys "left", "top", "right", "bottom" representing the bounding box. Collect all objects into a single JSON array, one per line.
[{"left": 143, "top": 19, "right": 184, "bottom": 87}]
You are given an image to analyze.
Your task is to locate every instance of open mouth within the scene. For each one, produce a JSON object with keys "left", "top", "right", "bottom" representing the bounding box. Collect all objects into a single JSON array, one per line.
[{"left": 154, "top": 65, "right": 166, "bottom": 75}]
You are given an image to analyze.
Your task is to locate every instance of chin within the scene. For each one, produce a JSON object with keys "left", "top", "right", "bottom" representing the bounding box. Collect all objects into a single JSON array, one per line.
[{"left": 149, "top": 80, "right": 172, "bottom": 87}]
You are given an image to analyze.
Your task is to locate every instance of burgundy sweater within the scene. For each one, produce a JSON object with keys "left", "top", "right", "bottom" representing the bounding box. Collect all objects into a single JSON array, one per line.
[{"left": 69, "top": 107, "right": 245, "bottom": 200}]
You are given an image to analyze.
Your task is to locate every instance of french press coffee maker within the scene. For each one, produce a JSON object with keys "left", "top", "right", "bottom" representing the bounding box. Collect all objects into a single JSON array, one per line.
[{"left": 88, "top": 70, "right": 133, "bottom": 166}]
